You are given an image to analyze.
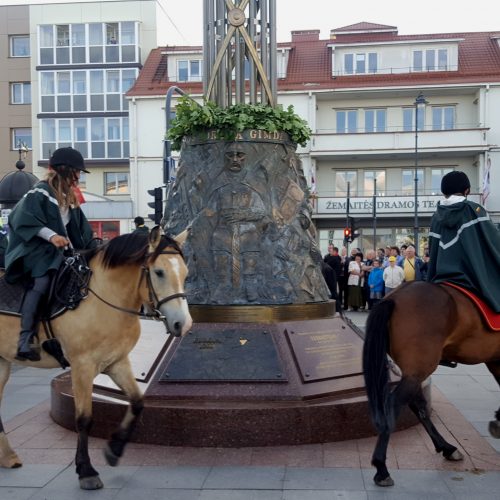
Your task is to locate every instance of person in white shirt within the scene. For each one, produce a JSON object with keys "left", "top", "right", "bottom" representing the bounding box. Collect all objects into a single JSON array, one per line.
[
  {"left": 383, "top": 255, "right": 404, "bottom": 294},
  {"left": 347, "top": 252, "right": 364, "bottom": 310}
]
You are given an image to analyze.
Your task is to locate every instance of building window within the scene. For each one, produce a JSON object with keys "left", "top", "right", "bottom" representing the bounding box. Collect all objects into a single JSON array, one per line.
[
  {"left": 89, "top": 221, "right": 120, "bottom": 242},
  {"left": 402, "top": 169, "right": 424, "bottom": 195},
  {"left": 74, "top": 119, "right": 88, "bottom": 157},
  {"left": 231, "top": 59, "right": 251, "bottom": 80},
  {"left": 41, "top": 68, "right": 137, "bottom": 113},
  {"left": 432, "top": 106, "right": 455, "bottom": 130},
  {"left": 40, "top": 25, "right": 53, "bottom": 47},
  {"left": 344, "top": 52, "right": 377, "bottom": 75},
  {"left": 335, "top": 171, "right": 357, "bottom": 196},
  {"left": 336, "top": 110, "right": 357, "bottom": 133},
  {"left": 403, "top": 107, "right": 425, "bottom": 132},
  {"left": 56, "top": 25, "right": 70, "bottom": 46},
  {"left": 10, "top": 35, "right": 30, "bottom": 57},
  {"left": 364, "top": 171, "right": 386, "bottom": 196},
  {"left": 10, "top": 83, "right": 31, "bottom": 104},
  {"left": 105, "top": 172, "right": 129, "bottom": 195},
  {"left": 364, "top": 109, "right": 386, "bottom": 132},
  {"left": 106, "top": 23, "right": 119, "bottom": 44},
  {"left": 413, "top": 49, "right": 448, "bottom": 72},
  {"left": 431, "top": 168, "right": 453, "bottom": 194},
  {"left": 177, "top": 60, "right": 202, "bottom": 82},
  {"left": 11, "top": 128, "right": 32, "bottom": 150},
  {"left": 39, "top": 22, "right": 138, "bottom": 65},
  {"left": 78, "top": 172, "right": 87, "bottom": 191},
  {"left": 41, "top": 117, "right": 129, "bottom": 160}
]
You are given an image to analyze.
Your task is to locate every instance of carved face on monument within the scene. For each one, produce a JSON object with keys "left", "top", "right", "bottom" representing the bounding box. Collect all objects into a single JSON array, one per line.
[{"left": 224, "top": 143, "right": 246, "bottom": 173}]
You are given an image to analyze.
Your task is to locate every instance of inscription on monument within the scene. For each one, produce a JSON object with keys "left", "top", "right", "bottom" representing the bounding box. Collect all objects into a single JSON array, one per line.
[
  {"left": 285, "top": 327, "right": 363, "bottom": 383},
  {"left": 161, "top": 327, "right": 286, "bottom": 382}
]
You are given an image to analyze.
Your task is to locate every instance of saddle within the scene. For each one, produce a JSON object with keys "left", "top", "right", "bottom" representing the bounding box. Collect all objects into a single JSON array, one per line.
[
  {"left": 443, "top": 282, "right": 500, "bottom": 331},
  {"left": 0, "top": 253, "right": 91, "bottom": 319},
  {"left": 0, "top": 254, "right": 92, "bottom": 367}
]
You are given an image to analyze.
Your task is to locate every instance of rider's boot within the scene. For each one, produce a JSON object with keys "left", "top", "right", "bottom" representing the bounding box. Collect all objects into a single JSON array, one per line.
[{"left": 15, "top": 289, "right": 44, "bottom": 362}]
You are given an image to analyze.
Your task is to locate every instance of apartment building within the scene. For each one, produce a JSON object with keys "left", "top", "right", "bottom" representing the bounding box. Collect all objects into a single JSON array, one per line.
[
  {"left": 0, "top": 4, "right": 32, "bottom": 180},
  {"left": 1, "top": 0, "right": 159, "bottom": 238},
  {"left": 127, "top": 22, "right": 500, "bottom": 254}
]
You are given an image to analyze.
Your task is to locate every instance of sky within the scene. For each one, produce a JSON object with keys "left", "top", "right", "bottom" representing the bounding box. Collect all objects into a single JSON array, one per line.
[
  {"left": 5, "top": 0, "right": 500, "bottom": 45},
  {"left": 156, "top": 0, "right": 500, "bottom": 46}
]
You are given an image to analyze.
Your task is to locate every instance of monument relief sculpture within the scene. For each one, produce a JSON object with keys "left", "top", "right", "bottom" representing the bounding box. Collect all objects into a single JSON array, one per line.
[{"left": 164, "top": 130, "right": 329, "bottom": 304}]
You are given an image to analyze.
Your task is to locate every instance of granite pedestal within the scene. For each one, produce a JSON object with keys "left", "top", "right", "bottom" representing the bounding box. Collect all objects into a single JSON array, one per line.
[{"left": 50, "top": 304, "right": 420, "bottom": 446}]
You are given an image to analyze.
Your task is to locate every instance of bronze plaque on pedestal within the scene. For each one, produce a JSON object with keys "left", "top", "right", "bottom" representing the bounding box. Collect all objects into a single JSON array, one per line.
[
  {"left": 160, "top": 326, "right": 286, "bottom": 382},
  {"left": 285, "top": 326, "right": 363, "bottom": 383}
]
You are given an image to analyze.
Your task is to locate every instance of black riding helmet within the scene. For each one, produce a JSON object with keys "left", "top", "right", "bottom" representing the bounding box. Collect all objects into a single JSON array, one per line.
[
  {"left": 49, "top": 147, "right": 90, "bottom": 176},
  {"left": 441, "top": 171, "right": 470, "bottom": 196}
]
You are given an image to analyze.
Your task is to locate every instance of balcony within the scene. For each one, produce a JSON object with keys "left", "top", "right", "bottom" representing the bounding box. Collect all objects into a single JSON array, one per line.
[{"left": 311, "top": 127, "right": 490, "bottom": 160}]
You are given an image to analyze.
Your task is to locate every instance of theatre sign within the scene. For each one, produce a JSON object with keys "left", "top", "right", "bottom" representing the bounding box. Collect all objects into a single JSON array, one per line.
[{"left": 316, "top": 194, "right": 480, "bottom": 217}]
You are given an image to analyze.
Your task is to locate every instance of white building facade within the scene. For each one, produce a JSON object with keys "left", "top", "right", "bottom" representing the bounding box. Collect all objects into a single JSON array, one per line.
[{"left": 128, "top": 23, "right": 500, "bottom": 254}]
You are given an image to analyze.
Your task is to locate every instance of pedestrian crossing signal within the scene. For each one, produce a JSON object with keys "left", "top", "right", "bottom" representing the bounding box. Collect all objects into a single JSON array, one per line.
[{"left": 343, "top": 227, "right": 352, "bottom": 242}]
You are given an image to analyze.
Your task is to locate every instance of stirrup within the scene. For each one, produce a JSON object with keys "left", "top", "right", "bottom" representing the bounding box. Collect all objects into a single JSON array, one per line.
[
  {"left": 439, "top": 359, "right": 458, "bottom": 368},
  {"left": 42, "top": 339, "right": 70, "bottom": 368}
]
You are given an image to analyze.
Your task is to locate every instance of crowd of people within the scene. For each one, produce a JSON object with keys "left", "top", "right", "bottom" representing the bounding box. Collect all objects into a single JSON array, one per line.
[
  {"left": 321, "top": 170, "right": 500, "bottom": 315},
  {"left": 323, "top": 242, "right": 429, "bottom": 312}
]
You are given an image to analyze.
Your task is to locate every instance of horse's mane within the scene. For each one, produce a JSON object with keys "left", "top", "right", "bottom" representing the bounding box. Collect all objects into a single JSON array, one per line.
[{"left": 84, "top": 232, "right": 182, "bottom": 269}]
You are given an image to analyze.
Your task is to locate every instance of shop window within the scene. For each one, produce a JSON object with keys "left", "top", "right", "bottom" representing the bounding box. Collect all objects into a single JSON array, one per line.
[{"left": 89, "top": 221, "right": 120, "bottom": 242}]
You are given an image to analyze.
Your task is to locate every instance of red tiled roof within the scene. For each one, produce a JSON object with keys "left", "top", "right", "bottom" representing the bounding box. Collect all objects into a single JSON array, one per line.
[{"left": 127, "top": 29, "right": 500, "bottom": 98}]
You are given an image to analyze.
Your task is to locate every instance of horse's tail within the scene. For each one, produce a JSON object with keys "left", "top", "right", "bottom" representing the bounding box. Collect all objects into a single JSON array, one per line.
[{"left": 362, "top": 299, "right": 395, "bottom": 434}]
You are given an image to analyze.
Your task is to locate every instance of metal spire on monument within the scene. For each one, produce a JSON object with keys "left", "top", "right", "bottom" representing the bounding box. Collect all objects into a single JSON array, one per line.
[{"left": 203, "top": 0, "right": 277, "bottom": 107}]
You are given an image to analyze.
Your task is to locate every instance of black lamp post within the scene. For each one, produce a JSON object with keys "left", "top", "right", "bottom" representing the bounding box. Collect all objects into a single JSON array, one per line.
[{"left": 414, "top": 92, "right": 428, "bottom": 253}]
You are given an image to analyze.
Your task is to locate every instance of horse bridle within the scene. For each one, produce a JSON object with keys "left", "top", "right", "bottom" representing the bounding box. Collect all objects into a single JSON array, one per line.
[
  {"left": 141, "top": 250, "right": 187, "bottom": 322},
  {"left": 86, "top": 249, "right": 187, "bottom": 324}
]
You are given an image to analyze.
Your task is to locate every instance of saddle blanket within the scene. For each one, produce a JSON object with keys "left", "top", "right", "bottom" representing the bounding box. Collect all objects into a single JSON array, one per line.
[{"left": 443, "top": 282, "right": 500, "bottom": 331}]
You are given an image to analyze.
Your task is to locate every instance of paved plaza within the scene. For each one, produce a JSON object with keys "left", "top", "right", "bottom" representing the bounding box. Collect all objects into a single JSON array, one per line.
[{"left": 0, "top": 311, "right": 499, "bottom": 499}]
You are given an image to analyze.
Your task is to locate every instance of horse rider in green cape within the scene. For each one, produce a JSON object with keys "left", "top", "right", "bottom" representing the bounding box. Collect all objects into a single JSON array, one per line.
[
  {"left": 4, "top": 147, "right": 94, "bottom": 361},
  {"left": 427, "top": 170, "right": 500, "bottom": 313}
]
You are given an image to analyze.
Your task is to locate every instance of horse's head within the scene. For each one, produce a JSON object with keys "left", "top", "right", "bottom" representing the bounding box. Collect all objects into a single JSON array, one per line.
[{"left": 145, "top": 226, "right": 192, "bottom": 337}]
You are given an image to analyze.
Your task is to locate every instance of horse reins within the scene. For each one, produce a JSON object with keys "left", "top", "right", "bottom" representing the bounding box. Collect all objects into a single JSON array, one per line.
[{"left": 85, "top": 249, "right": 187, "bottom": 322}]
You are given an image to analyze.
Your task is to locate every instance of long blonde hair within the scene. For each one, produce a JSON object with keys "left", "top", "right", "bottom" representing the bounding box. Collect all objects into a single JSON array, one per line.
[{"left": 45, "top": 169, "right": 79, "bottom": 208}]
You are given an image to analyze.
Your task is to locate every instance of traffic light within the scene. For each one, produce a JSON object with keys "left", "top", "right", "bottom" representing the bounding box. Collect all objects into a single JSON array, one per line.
[
  {"left": 147, "top": 187, "right": 163, "bottom": 224},
  {"left": 343, "top": 227, "right": 352, "bottom": 244}
]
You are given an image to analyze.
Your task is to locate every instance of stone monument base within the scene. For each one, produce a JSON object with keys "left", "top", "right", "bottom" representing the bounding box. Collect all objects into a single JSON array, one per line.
[{"left": 50, "top": 305, "right": 421, "bottom": 446}]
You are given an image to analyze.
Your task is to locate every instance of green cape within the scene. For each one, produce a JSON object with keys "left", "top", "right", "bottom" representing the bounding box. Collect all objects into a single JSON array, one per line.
[
  {"left": 5, "top": 181, "right": 93, "bottom": 283},
  {"left": 427, "top": 198, "right": 500, "bottom": 312}
]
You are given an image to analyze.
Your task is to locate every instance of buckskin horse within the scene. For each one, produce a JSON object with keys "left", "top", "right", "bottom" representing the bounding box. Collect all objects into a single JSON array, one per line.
[
  {"left": 0, "top": 227, "right": 192, "bottom": 489},
  {"left": 363, "top": 281, "right": 500, "bottom": 487}
]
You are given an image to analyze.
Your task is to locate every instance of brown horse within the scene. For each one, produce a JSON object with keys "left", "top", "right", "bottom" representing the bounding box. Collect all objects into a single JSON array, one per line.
[
  {"left": 0, "top": 227, "right": 191, "bottom": 489},
  {"left": 363, "top": 281, "right": 500, "bottom": 487}
]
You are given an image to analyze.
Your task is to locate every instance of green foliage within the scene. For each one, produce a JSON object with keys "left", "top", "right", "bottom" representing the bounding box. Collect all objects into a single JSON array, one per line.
[{"left": 167, "top": 96, "right": 312, "bottom": 150}]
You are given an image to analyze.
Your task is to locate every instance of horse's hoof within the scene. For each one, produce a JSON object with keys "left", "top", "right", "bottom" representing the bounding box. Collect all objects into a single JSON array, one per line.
[
  {"left": 0, "top": 455, "right": 23, "bottom": 468},
  {"left": 445, "top": 449, "right": 464, "bottom": 461},
  {"left": 489, "top": 420, "right": 500, "bottom": 439},
  {"left": 79, "top": 475, "right": 103, "bottom": 490},
  {"left": 374, "top": 474, "right": 394, "bottom": 487},
  {"left": 104, "top": 445, "right": 120, "bottom": 467}
]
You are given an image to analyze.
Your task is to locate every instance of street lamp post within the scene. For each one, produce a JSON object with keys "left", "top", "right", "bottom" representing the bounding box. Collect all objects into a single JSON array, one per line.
[{"left": 414, "top": 92, "right": 428, "bottom": 253}]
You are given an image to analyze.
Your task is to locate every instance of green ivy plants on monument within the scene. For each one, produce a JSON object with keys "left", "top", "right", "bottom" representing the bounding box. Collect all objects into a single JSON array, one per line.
[{"left": 167, "top": 96, "right": 312, "bottom": 150}]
